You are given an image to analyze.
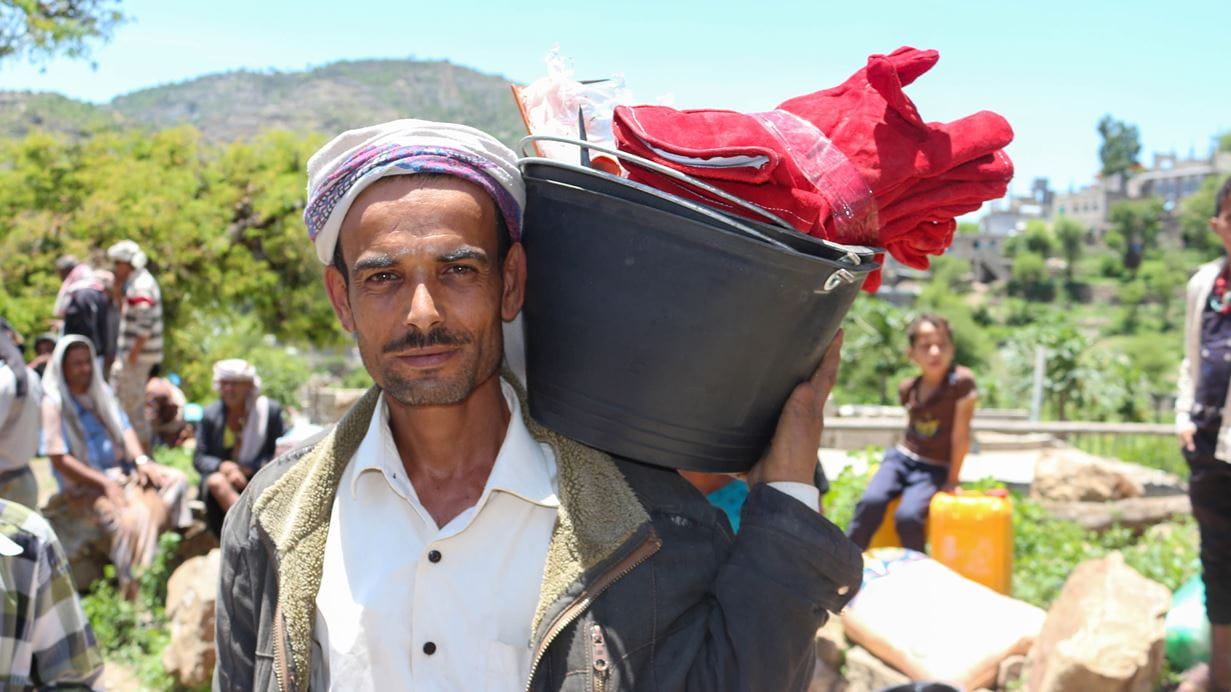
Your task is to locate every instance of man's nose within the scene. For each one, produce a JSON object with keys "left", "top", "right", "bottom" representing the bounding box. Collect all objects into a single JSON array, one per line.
[{"left": 405, "top": 282, "right": 443, "bottom": 332}]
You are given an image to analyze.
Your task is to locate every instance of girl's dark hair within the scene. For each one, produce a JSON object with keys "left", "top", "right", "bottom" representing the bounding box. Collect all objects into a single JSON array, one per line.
[
  {"left": 907, "top": 313, "right": 954, "bottom": 346},
  {"left": 1216, "top": 175, "right": 1231, "bottom": 218}
]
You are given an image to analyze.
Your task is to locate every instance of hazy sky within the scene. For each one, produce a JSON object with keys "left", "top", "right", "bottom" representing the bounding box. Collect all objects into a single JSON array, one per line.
[{"left": 1, "top": 0, "right": 1227, "bottom": 197}]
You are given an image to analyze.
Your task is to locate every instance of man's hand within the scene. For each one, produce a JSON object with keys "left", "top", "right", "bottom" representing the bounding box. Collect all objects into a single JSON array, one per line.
[
  {"left": 136, "top": 462, "right": 166, "bottom": 489},
  {"left": 219, "top": 461, "right": 249, "bottom": 491},
  {"left": 103, "top": 479, "right": 128, "bottom": 509},
  {"left": 746, "top": 330, "right": 843, "bottom": 487},
  {"left": 1179, "top": 427, "right": 1196, "bottom": 453}
]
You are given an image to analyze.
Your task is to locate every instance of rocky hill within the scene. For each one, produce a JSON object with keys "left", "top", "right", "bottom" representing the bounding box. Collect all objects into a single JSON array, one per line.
[{"left": 0, "top": 58, "right": 527, "bottom": 144}]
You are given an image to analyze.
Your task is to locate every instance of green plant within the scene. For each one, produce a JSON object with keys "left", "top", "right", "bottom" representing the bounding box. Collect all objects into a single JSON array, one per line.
[
  {"left": 824, "top": 451, "right": 880, "bottom": 532},
  {"left": 1011, "top": 494, "right": 1198, "bottom": 609},
  {"left": 154, "top": 445, "right": 199, "bottom": 486},
  {"left": 81, "top": 532, "right": 192, "bottom": 690}
]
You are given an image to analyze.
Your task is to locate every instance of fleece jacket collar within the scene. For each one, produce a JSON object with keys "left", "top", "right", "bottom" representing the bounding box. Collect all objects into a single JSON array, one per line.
[{"left": 250, "top": 374, "right": 651, "bottom": 690}]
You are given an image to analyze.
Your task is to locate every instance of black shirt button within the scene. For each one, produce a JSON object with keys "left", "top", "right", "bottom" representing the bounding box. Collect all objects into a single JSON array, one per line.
[
  {"left": 423, "top": 641, "right": 437, "bottom": 655},
  {"left": 428, "top": 550, "right": 442, "bottom": 563}
]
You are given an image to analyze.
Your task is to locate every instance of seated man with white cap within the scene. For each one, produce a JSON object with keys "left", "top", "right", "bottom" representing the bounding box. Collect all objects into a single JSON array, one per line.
[
  {"left": 215, "top": 119, "right": 862, "bottom": 691},
  {"left": 193, "top": 358, "right": 286, "bottom": 536}
]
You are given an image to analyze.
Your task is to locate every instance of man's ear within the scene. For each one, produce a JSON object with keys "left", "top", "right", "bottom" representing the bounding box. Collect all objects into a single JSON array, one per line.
[
  {"left": 501, "top": 242, "right": 527, "bottom": 322},
  {"left": 324, "top": 265, "right": 356, "bottom": 333}
]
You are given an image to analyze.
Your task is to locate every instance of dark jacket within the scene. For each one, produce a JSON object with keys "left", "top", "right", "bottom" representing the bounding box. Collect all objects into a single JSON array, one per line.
[
  {"left": 193, "top": 399, "right": 286, "bottom": 477},
  {"left": 214, "top": 383, "right": 863, "bottom": 692},
  {"left": 62, "top": 288, "right": 115, "bottom": 364}
]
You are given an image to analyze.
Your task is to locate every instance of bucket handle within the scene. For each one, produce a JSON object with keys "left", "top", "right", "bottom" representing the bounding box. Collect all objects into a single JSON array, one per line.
[
  {"left": 519, "top": 154, "right": 801, "bottom": 254},
  {"left": 519, "top": 134, "right": 807, "bottom": 234}
]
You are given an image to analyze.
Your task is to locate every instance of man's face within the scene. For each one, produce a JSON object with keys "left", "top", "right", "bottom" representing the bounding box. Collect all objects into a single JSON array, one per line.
[
  {"left": 63, "top": 344, "right": 94, "bottom": 394},
  {"left": 218, "top": 379, "right": 253, "bottom": 409},
  {"left": 113, "top": 261, "right": 133, "bottom": 285},
  {"left": 324, "top": 176, "right": 526, "bottom": 407}
]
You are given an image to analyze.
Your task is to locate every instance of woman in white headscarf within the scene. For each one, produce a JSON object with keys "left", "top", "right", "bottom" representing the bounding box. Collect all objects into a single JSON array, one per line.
[
  {"left": 40, "top": 335, "right": 191, "bottom": 597},
  {"left": 193, "top": 359, "right": 286, "bottom": 535}
]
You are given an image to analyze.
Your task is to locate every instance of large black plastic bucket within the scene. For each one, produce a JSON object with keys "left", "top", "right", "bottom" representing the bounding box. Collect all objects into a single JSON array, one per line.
[{"left": 518, "top": 144, "right": 878, "bottom": 472}]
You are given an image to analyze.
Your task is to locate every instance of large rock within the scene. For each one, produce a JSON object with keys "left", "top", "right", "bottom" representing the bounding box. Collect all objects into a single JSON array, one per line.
[
  {"left": 1040, "top": 495, "right": 1192, "bottom": 533},
  {"left": 1025, "top": 552, "right": 1170, "bottom": 692},
  {"left": 843, "top": 646, "right": 909, "bottom": 692},
  {"left": 163, "top": 548, "right": 221, "bottom": 686},
  {"left": 40, "top": 493, "right": 110, "bottom": 591},
  {"left": 1031, "top": 448, "right": 1144, "bottom": 502}
]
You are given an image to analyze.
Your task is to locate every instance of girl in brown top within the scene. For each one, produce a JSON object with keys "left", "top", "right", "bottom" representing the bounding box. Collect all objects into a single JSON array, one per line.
[{"left": 847, "top": 314, "right": 977, "bottom": 551}]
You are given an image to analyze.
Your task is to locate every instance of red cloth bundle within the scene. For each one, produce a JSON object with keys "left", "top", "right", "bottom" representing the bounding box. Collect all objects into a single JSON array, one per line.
[{"left": 611, "top": 46, "right": 1014, "bottom": 292}]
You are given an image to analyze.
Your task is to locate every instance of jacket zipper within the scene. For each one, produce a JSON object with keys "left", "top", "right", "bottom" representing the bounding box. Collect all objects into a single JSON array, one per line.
[
  {"left": 272, "top": 602, "right": 293, "bottom": 692},
  {"left": 523, "top": 531, "right": 662, "bottom": 692},
  {"left": 590, "top": 624, "right": 610, "bottom": 692}
]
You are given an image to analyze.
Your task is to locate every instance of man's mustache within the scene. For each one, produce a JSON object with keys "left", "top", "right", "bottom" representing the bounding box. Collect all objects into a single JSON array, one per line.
[{"left": 382, "top": 327, "right": 471, "bottom": 353}]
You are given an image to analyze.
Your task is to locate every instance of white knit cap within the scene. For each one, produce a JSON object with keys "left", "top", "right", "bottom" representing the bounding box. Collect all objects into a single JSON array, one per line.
[
  {"left": 303, "top": 119, "right": 525, "bottom": 265},
  {"left": 106, "top": 240, "right": 147, "bottom": 269},
  {"left": 212, "top": 358, "right": 261, "bottom": 391}
]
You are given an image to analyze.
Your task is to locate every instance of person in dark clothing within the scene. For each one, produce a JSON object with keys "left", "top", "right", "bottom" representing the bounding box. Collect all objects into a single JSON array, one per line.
[
  {"left": 53, "top": 257, "right": 113, "bottom": 368},
  {"left": 1175, "top": 176, "right": 1231, "bottom": 692},
  {"left": 847, "top": 314, "right": 977, "bottom": 552},
  {"left": 192, "top": 359, "right": 285, "bottom": 536}
]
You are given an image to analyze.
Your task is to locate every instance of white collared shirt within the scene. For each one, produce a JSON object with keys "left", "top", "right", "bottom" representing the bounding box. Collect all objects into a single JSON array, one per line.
[
  {"left": 314, "top": 380, "right": 559, "bottom": 691},
  {"left": 313, "top": 379, "right": 821, "bottom": 690}
]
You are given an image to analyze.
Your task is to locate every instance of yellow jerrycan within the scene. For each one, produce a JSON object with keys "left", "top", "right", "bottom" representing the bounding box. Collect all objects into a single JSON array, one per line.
[
  {"left": 864, "top": 490, "right": 1013, "bottom": 594},
  {"left": 927, "top": 489, "right": 1013, "bottom": 594}
]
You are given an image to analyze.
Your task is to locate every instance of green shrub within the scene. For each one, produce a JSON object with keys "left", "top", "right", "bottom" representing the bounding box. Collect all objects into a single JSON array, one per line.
[
  {"left": 1011, "top": 493, "right": 1198, "bottom": 608},
  {"left": 80, "top": 533, "right": 208, "bottom": 690}
]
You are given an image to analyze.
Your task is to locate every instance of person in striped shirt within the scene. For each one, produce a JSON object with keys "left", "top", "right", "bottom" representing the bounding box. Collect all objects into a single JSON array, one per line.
[
  {"left": 107, "top": 240, "right": 163, "bottom": 452},
  {"left": 0, "top": 499, "right": 103, "bottom": 689}
]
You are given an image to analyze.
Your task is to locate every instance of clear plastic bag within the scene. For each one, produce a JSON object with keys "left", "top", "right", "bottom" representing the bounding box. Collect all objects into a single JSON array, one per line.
[{"left": 514, "top": 47, "right": 632, "bottom": 172}]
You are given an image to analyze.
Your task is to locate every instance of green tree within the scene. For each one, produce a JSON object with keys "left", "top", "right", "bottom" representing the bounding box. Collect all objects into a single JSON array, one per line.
[
  {"left": 1053, "top": 217, "right": 1085, "bottom": 280},
  {"left": 1010, "top": 251, "right": 1052, "bottom": 300},
  {"left": 1097, "top": 115, "right": 1141, "bottom": 179},
  {"left": 1106, "top": 197, "right": 1165, "bottom": 273},
  {"left": 0, "top": 127, "right": 344, "bottom": 395},
  {"left": 1138, "top": 259, "right": 1185, "bottom": 328},
  {"left": 957, "top": 221, "right": 980, "bottom": 235},
  {"left": 1022, "top": 219, "right": 1056, "bottom": 257},
  {"left": 842, "top": 299, "right": 909, "bottom": 404},
  {"left": 1219, "top": 131, "right": 1231, "bottom": 153},
  {"left": 0, "top": 0, "right": 124, "bottom": 64}
]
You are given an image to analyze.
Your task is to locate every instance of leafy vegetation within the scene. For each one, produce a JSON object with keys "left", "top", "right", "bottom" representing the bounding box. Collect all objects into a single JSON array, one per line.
[
  {"left": 0, "top": 0, "right": 124, "bottom": 64},
  {"left": 81, "top": 533, "right": 208, "bottom": 691}
]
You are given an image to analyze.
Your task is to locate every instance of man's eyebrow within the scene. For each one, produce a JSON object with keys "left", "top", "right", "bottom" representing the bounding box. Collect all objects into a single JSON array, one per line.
[
  {"left": 437, "top": 248, "right": 489, "bottom": 264},
  {"left": 353, "top": 254, "right": 397, "bottom": 272}
]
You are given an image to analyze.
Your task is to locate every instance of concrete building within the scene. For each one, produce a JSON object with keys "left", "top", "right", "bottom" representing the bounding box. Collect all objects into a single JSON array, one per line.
[
  {"left": 1126, "top": 151, "right": 1231, "bottom": 208},
  {"left": 947, "top": 232, "right": 1011, "bottom": 283}
]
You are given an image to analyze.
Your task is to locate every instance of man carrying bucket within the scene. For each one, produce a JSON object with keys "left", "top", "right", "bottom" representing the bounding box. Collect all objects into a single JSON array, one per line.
[{"left": 214, "top": 119, "right": 862, "bottom": 691}]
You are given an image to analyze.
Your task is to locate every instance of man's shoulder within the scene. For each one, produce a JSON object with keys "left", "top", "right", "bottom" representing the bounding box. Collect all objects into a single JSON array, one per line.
[
  {"left": 0, "top": 499, "right": 57, "bottom": 548},
  {"left": 246, "top": 436, "right": 324, "bottom": 498},
  {"left": 611, "top": 458, "right": 732, "bottom": 535}
]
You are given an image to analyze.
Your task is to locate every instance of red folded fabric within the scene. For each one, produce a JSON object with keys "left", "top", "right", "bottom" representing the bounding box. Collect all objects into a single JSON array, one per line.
[
  {"left": 611, "top": 46, "right": 1015, "bottom": 291},
  {"left": 612, "top": 106, "right": 833, "bottom": 233},
  {"left": 778, "top": 48, "right": 1014, "bottom": 192}
]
